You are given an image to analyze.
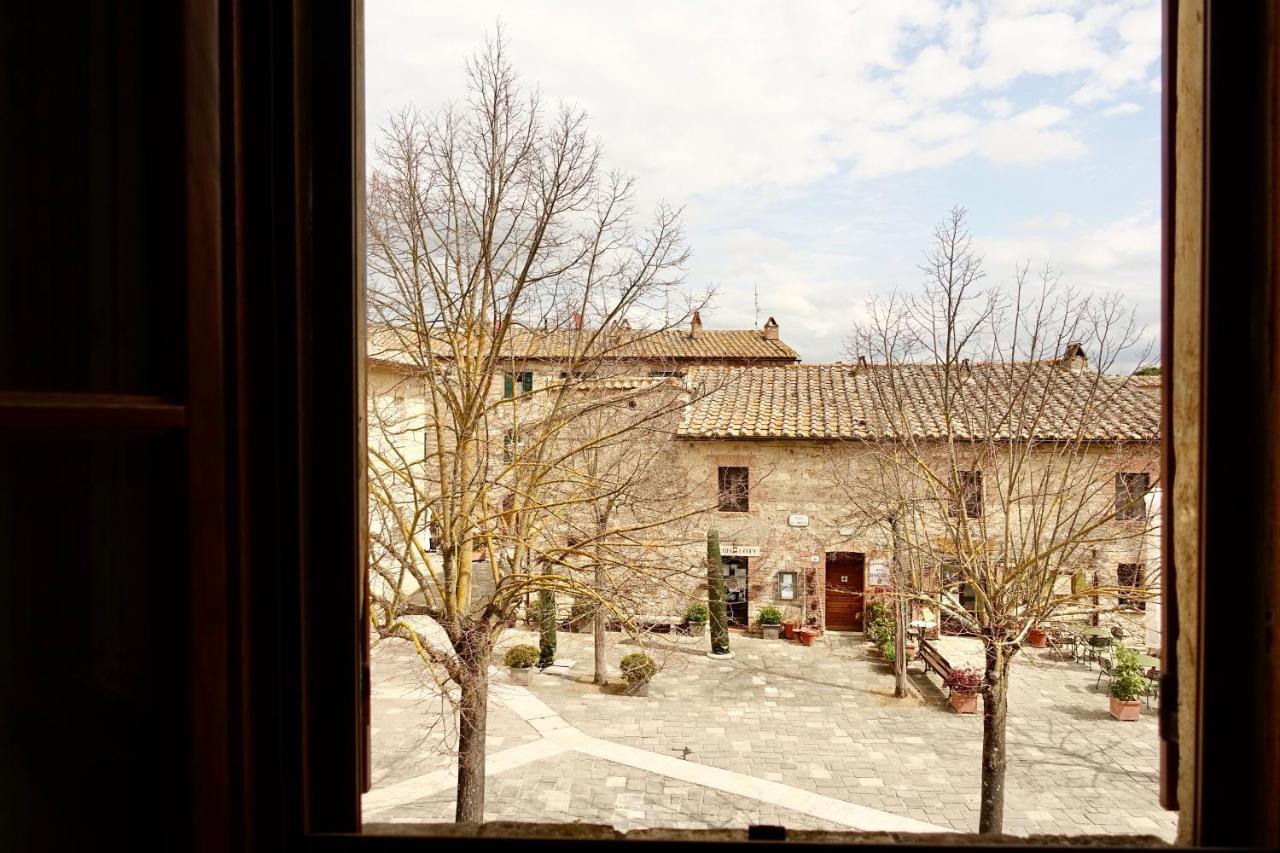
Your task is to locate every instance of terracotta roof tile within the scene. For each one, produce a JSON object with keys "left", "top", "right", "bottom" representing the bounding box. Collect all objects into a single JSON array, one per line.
[
  {"left": 679, "top": 363, "right": 1161, "bottom": 442},
  {"left": 368, "top": 324, "right": 799, "bottom": 367}
]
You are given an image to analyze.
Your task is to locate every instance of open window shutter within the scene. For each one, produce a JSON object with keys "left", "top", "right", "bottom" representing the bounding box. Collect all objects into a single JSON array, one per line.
[
  {"left": 503, "top": 373, "right": 514, "bottom": 398},
  {"left": 521, "top": 372, "right": 533, "bottom": 393}
]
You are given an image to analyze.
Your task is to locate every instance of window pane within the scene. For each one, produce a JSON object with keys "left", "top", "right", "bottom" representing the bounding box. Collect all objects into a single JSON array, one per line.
[{"left": 362, "top": 2, "right": 1170, "bottom": 842}]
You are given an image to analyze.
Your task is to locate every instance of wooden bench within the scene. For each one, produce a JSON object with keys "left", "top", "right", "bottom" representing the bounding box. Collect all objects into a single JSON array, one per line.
[{"left": 918, "top": 638, "right": 954, "bottom": 685}]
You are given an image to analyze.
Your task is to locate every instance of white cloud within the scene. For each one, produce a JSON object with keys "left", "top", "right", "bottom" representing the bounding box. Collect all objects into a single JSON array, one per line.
[
  {"left": 366, "top": 1, "right": 1162, "bottom": 361},
  {"left": 1101, "top": 101, "right": 1141, "bottom": 117},
  {"left": 367, "top": 1, "right": 1161, "bottom": 197},
  {"left": 978, "top": 211, "right": 1160, "bottom": 310}
]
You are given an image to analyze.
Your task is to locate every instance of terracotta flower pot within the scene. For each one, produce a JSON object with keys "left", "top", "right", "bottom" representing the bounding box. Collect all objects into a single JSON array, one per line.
[
  {"left": 1028, "top": 628, "right": 1048, "bottom": 648},
  {"left": 904, "top": 641, "right": 918, "bottom": 661},
  {"left": 1109, "top": 696, "right": 1141, "bottom": 721},
  {"left": 949, "top": 691, "right": 979, "bottom": 714},
  {"left": 509, "top": 666, "right": 532, "bottom": 686},
  {"left": 797, "top": 629, "right": 816, "bottom": 647},
  {"left": 783, "top": 623, "right": 798, "bottom": 640}
]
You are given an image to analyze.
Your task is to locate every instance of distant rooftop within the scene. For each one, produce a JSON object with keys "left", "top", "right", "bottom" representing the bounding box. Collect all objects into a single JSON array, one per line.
[
  {"left": 368, "top": 314, "right": 799, "bottom": 368},
  {"left": 678, "top": 362, "right": 1161, "bottom": 442}
]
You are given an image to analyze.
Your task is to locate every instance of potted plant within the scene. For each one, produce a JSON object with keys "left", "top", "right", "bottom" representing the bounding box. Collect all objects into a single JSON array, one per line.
[
  {"left": 1108, "top": 646, "right": 1145, "bottom": 721},
  {"left": 684, "top": 603, "right": 708, "bottom": 637},
  {"left": 758, "top": 606, "right": 783, "bottom": 640},
  {"left": 943, "top": 666, "right": 984, "bottom": 714},
  {"left": 620, "top": 651, "right": 657, "bottom": 696},
  {"left": 796, "top": 627, "right": 817, "bottom": 647},
  {"left": 504, "top": 644, "right": 539, "bottom": 686},
  {"left": 1027, "top": 626, "right": 1048, "bottom": 648}
]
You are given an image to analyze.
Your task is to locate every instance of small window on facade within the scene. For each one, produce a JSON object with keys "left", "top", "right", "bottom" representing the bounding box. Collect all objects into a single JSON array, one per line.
[
  {"left": 954, "top": 470, "right": 983, "bottom": 518},
  {"left": 392, "top": 391, "right": 406, "bottom": 420},
  {"left": 717, "top": 466, "right": 749, "bottom": 512},
  {"left": 648, "top": 369, "right": 685, "bottom": 378},
  {"left": 1115, "top": 472, "right": 1151, "bottom": 520},
  {"left": 503, "top": 429, "right": 523, "bottom": 463},
  {"left": 1117, "top": 563, "right": 1145, "bottom": 610},
  {"left": 503, "top": 371, "right": 534, "bottom": 398}
]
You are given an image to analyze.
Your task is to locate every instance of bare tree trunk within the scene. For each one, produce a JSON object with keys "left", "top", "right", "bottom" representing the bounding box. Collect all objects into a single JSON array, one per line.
[
  {"left": 707, "top": 528, "right": 730, "bottom": 655},
  {"left": 454, "top": 651, "right": 489, "bottom": 823},
  {"left": 593, "top": 559, "right": 607, "bottom": 684},
  {"left": 890, "top": 513, "right": 908, "bottom": 698},
  {"left": 978, "top": 640, "right": 1012, "bottom": 834}
]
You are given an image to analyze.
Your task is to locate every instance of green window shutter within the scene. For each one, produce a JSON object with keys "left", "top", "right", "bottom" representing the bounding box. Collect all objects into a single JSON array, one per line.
[
  {"left": 521, "top": 372, "right": 533, "bottom": 393},
  {"left": 503, "top": 373, "right": 514, "bottom": 398}
]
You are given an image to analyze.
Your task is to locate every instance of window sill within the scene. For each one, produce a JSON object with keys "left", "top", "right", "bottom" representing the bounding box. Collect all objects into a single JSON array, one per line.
[{"left": 355, "top": 822, "right": 1168, "bottom": 848}]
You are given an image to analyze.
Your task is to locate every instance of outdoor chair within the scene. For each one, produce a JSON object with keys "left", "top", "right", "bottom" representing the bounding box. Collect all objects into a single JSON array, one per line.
[
  {"left": 1046, "top": 629, "right": 1078, "bottom": 662},
  {"left": 1085, "top": 635, "right": 1111, "bottom": 667},
  {"left": 1143, "top": 667, "right": 1161, "bottom": 708},
  {"left": 1095, "top": 654, "right": 1114, "bottom": 689}
]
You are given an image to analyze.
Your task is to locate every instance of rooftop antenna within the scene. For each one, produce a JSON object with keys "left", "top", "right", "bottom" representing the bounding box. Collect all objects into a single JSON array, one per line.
[{"left": 753, "top": 282, "right": 760, "bottom": 330}]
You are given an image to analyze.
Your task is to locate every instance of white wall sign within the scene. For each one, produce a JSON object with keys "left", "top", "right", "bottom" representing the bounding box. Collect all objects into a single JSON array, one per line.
[
  {"left": 868, "top": 557, "right": 892, "bottom": 586},
  {"left": 722, "top": 544, "right": 760, "bottom": 557},
  {"left": 788, "top": 513, "right": 809, "bottom": 528}
]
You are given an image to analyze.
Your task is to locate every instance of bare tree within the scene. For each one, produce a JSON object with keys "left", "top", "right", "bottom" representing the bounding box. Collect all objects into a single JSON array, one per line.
[
  {"left": 832, "top": 207, "right": 1160, "bottom": 834},
  {"left": 363, "top": 33, "right": 710, "bottom": 821}
]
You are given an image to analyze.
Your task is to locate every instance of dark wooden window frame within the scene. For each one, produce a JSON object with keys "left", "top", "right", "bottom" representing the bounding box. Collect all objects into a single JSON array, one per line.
[
  {"left": 1114, "top": 472, "right": 1151, "bottom": 521},
  {"left": 1117, "top": 563, "right": 1147, "bottom": 612},
  {"left": 716, "top": 465, "right": 750, "bottom": 513}
]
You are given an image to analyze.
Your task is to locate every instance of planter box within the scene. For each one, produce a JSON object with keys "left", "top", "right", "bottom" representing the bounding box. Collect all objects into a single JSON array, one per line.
[
  {"left": 686, "top": 622, "right": 706, "bottom": 637},
  {"left": 1028, "top": 628, "right": 1048, "bottom": 648},
  {"left": 1109, "top": 696, "right": 1141, "bottom": 721},
  {"left": 949, "top": 691, "right": 979, "bottom": 714},
  {"left": 761, "top": 624, "right": 781, "bottom": 640},
  {"left": 509, "top": 666, "right": 532, "bottom": 686},
  {"left": 623, "top": 681, "right": 650, "bottom": 697}
]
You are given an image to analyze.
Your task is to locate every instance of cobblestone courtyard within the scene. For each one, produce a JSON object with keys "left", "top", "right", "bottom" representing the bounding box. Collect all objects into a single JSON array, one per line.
[{"left": 364, "top": 626, "right": 1176, "bottom": 841}]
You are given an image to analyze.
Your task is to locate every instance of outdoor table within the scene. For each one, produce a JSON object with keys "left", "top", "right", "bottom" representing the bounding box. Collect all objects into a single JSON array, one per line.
[
  {"left": 1136, "top": 653, "right": 1159, "bottom": 670},
  {"left": 908, "top": 620, "right": 937, "bottom": 643},
  {"left": 1078, "top": 627, "right": 1112, "bottom": 666}
]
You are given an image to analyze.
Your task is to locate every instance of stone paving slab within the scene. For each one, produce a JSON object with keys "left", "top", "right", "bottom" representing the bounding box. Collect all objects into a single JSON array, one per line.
[{"left": 365, "top": 626, "right": 1177, "bottom": 841}]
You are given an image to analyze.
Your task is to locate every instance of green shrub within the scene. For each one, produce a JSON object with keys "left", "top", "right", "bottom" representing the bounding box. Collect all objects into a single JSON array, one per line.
[
  {"left": 525, "top": 598, "right": 548, "bottom": 624},
  {"left": 504, "top": 644, "right": 539, "bottom": 669},
  {"left": 882, "top": 640, "right": 896, "bottom": 662},
  {"left": 685, "top": 603, "right": 709, "bottom": 623},
  {"left": 1109, "top": 645, "right": 1147, "bottom": 701},
  {"left": 865, "top": 599, "right": 897, "bottom": 650},
  {"left": 620, "top": 652, "right": 658, "bottom": 684},
  {"left": 758, "top": 606, "right": 783, "bottom": 625}
]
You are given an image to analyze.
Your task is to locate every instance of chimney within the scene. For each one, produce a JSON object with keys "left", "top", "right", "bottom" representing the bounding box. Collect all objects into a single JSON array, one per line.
[
  {"left": 761, "top": 316, "right": 779, "bottom": 341},
  {"left": 690, "top": 310, "right": 702, "bottom": 339},
  {"left": 1061, "top": 342, "right": 1087, "bottom": 373},
  {"left": 573, "top": 312, "right": 583, "bottom": 330}
]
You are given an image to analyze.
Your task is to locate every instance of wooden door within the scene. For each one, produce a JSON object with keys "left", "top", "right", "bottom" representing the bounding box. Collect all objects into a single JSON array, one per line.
[{"left": 825, "top": 555, "right": 865, "bottom": 631}]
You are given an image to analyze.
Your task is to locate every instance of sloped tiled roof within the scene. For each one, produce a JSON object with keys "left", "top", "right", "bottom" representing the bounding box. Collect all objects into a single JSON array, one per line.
[
  {"left": 678, "top": 363, "right": 1161, "bottom": 442},
  {"left": 368, "top": 324, "right": 799, "bottom": 367}
]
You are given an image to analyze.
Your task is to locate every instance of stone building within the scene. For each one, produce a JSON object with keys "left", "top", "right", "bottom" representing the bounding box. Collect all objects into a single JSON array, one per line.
[
  {"left": 674, "top": 360, "right": 1162, "bottom": 643},
  {"left": 366, "top": 316, "right": 1161, "bottom": 645}
]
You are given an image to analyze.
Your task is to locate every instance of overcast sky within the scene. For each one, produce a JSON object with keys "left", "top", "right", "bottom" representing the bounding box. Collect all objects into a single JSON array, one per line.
[{"left": 366, "top": 1, "right": 1161, "bottom": 363}]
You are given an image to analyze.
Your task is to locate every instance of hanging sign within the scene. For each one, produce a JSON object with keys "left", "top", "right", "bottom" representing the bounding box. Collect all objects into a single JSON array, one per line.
[{"left": 868, "top": 557, "right": 892, "bottom": 587}]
